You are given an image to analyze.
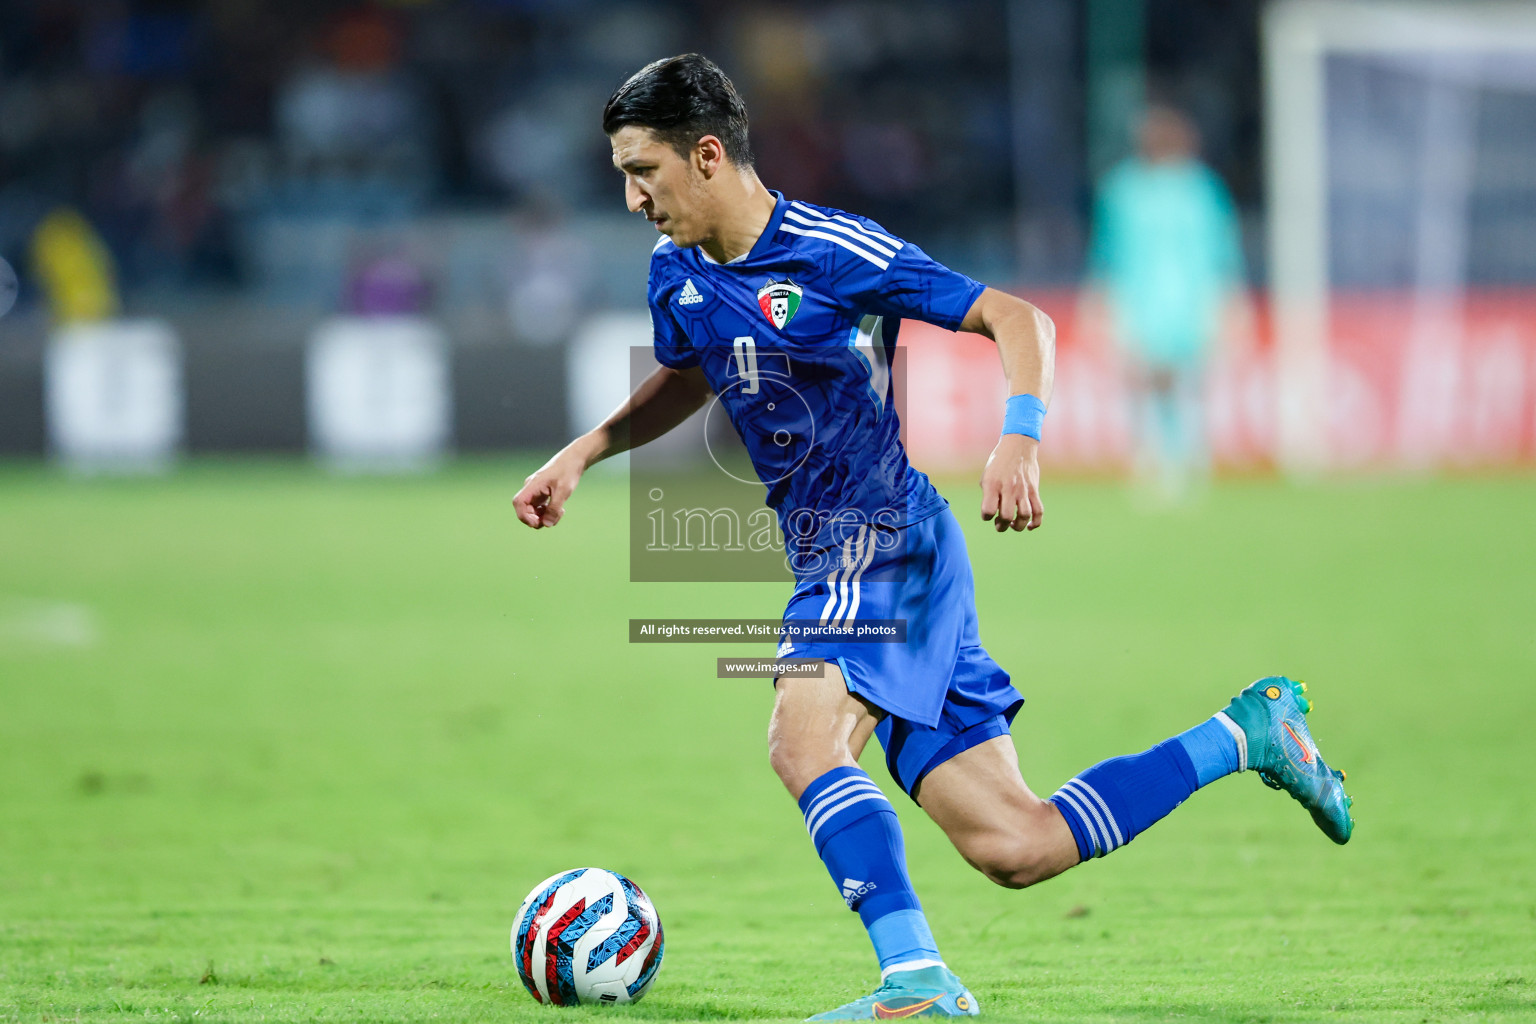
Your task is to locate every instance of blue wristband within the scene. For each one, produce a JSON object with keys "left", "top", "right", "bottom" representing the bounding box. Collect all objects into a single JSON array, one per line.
[{"left": 1002, "top": 393, "right": 1046, "bottom": 441}]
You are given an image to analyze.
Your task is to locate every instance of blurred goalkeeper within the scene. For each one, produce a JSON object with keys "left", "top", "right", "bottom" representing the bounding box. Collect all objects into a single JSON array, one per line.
[
  {"left": 1083, "top": 103, "right": 1253, "bottom": 502},
  {"left": 515, "top": 55, "right": 1352, "bottom": 1021}
]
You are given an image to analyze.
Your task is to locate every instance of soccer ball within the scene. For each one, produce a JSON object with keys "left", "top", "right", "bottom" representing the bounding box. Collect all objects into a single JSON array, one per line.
[{"left": 511, "top": 867, "right": 664, "bottom": 1005}]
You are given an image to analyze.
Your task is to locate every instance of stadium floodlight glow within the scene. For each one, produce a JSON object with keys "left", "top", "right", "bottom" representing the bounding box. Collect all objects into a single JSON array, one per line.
[{"left": 1264, "top": 1, "right": 1536, "bottom": 473}]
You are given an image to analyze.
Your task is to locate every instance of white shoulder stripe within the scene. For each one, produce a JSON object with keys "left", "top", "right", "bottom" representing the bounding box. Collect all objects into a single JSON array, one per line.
[
  {"left": 652, "top": 236, "right": 671, "bottom": 253},
  {"left": 779, "top": 223, "right": 890, "bottom": 270},
  {"left": 783, "top": 208, "right": 898, "bottom": 259},
  {"left": 789, "top": 202, "right": 900, "bottom": 249}
]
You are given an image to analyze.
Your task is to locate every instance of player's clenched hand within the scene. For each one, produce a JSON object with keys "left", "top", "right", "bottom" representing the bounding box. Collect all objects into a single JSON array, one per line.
[
  {"left": 979, "top": 434, "right": 1044, "bottom": 533},
  {"left": 514, "top": 453, "right": 584, "bottom": 529}
]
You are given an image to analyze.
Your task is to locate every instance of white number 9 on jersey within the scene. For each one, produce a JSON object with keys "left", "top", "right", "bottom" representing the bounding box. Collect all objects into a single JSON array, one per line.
[{"left": 732, "top": 336, "right": 760, "bottom": 394}]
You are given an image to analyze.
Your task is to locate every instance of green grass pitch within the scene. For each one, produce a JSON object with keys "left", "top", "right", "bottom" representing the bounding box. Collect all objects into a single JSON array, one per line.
[{"left": 1, "top": 460, "right": 1533, "bottom": 1023}]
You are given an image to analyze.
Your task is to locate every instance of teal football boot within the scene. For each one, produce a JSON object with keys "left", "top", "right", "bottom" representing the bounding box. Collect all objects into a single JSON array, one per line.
[
  {"left": 1222, "top": 676, "right": 1354, "bottom": 844},
  {"left": 807, "top": 965, "right": 979, "bottom": 1020}
]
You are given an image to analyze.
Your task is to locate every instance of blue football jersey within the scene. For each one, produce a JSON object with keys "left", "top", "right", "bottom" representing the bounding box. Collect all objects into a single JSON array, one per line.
[{"left": 647, "top": 191, "right": 985, "bottom": 569}]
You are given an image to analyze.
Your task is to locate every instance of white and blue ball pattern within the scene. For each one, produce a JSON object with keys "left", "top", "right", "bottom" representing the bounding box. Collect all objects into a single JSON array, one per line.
[{"left": 511, "top": 867, "right": 664, "bottom": 1005}]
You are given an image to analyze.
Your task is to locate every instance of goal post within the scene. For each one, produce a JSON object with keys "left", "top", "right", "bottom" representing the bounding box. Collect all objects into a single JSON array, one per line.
[{"left": 1264, "top": 1, "right": 1536, "bottom": 472}]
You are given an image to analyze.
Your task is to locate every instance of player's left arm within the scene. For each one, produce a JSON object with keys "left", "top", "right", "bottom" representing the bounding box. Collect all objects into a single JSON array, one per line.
[{"left": 959, "top": 288, "right": 1057, "bottom": 533}]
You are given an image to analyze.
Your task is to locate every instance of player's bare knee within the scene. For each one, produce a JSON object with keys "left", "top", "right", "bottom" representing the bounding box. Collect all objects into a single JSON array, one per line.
[
  {"left": 995, "top": 845, "right": 1059, "bottom": 889},
  {"left": 952, "top": 799, "right": 1075, "bottom": 889},
  {"left": 965, "top": 833, "right": 1057, "bottom": 889},
  {"left": 766, "top": 730, "right": 805, "bottom": 789},
  {"left": 767, "top": 671, "right": 873, "bottom": 798},
  {"left": 766, "top": 713, "right": 832, "bottom": 796},
  {"left": 767, "top": 725, "right": 863, "bottom": 800}
]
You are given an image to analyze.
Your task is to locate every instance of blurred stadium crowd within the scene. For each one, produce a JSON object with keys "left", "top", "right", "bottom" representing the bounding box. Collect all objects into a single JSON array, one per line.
[
  {"left": 0, "top": 0, "right": 1262, "bottom": 315},
  {"left": 6, "top": 0, "right": 1534, "bottom": 473}
]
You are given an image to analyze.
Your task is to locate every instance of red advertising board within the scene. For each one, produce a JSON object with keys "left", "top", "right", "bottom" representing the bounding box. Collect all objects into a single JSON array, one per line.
[{"left": 900, "top": 290, "right": 1536, "bottom": 473}]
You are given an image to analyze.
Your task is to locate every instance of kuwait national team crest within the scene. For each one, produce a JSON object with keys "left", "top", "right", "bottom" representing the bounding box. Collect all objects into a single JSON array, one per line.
[{"left": 757, "top": 279, "right": 802, "bottom": 330}]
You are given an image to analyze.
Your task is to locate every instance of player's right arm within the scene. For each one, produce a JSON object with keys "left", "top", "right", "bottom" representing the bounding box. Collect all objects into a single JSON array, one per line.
[{"left": 513, "top": 364, "right": 712, "bottom": 529}]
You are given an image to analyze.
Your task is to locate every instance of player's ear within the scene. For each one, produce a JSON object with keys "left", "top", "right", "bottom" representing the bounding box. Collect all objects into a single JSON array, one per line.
[{"left": 694, "top": 135, "right": 725, "bottom": 178}]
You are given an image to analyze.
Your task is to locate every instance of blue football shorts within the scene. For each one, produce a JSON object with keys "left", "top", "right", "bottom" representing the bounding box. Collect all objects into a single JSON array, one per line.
[{"left": 775, "top": 504, "right": 1024, "bottom": 801}]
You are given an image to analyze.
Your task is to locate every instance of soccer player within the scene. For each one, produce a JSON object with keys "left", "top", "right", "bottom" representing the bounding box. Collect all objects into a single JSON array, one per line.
[
  {"left": 514, "top": 54, "right": 1354, "bottom": 1021},
  {"left": 1083, "top": 103, "right": 1253, "bottom": 503}
]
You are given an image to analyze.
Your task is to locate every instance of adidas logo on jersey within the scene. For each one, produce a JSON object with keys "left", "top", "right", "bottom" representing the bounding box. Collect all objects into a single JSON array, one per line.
[
  {"left": 677, "top": 279, "right": 704, "bottom": 306},
  {"left": 841, "top": 877, "right": 877, "bottom": 907}
]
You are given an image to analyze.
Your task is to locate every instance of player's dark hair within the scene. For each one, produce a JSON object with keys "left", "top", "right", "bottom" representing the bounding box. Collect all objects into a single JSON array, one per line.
[{"left": 602, "top": 54, "right": 754, "bottom": 168}]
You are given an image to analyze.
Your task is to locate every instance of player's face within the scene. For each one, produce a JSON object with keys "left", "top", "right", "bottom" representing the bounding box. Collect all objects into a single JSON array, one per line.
[{"left": 610, "top": 126, "right": 709, "bottom": 247}]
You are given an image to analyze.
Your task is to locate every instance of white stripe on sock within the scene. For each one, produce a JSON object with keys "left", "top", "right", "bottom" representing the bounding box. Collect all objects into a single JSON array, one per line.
[
  {"left": 802, "top": 775, "right": 879, "bottom": 824},
  {"left": 1052, "top": 786, "right": 1106, "bottom": 856},
  {"left": 804, "top": 784, "right": 883, "bottom": 833},
  {"left": 804, "top": 780, "right": 886, "bottom": 835},
  {"left": 880, "top": 958, "right": 947, "bottom": 980},
  {"left": 1213, "top": 711, "right": 1248, "bottom": 771},
  {"left": 807, "top": 791, "right": 889, "bottom": 846},
  {"left": 1066, "top": 779, "right": 1125, "bottom": 850}
]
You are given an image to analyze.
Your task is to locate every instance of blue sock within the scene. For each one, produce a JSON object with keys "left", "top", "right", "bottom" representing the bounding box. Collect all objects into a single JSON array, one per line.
[
  {"left": 1050, "top": 718, "right": 1228, "bottom": 872},
  {"left": 1176, "top": 714, "right": 1246, "bottom": 785},
  {"left": 798, "top": 766, "right": 944, "bottom": 975},
  {"left": 1048, "top": 715, "right": 1244, "bottom": 861}
]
